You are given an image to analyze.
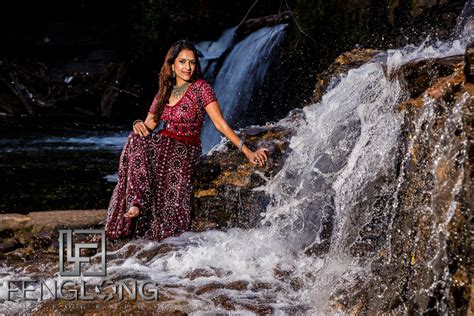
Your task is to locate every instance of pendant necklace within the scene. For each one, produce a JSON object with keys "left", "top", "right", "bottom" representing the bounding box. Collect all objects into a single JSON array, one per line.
[{"left": 171, "top": 82, "right": 190, "bottom": 99}]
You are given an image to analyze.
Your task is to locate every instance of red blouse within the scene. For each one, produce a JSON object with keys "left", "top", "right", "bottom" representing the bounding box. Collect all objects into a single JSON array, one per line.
[{"left": 148, "top": 79, "right": 217, "bottom": 147}]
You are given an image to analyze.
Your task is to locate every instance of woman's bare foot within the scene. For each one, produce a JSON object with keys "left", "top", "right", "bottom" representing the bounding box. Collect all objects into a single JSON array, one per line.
[{"left": 124, "top": 206, "right": 140, "bottom": 218}]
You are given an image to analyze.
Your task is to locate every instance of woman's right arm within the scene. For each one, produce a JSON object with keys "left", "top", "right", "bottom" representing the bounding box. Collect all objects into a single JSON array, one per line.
[{"left": 133, "top": 112, "right": 158, "bottom": 136}]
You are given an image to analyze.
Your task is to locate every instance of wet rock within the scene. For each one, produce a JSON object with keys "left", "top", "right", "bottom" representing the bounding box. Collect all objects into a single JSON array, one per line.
[
  {"left": 184, "top": 269, "right": 214, "bottom": 280},
  {"left": 304, "top": 203, "right": 335, "bottom": 257},
  {"left": 184, "top": 267, "right": 232, "bottom": 282},
  {"left": 210, "top": 294, "right": 236, "bottom": 310},
  {"left": 225, "top": 280, "right": 249, "bottom": 291},
  {"left": 184, "top": 268, "right": 216, "bottom": 281},
  {"left": 0, "top": 237, "right": 22, "bottom": 253},
  {"left": 27, "top": 209, "right": 107, "bottom": 233},
  {"left": 30, "top": 233, "right": 53, "bottom": 250},
  {"left": 0, "top": 209, "right": 107, "bottom": 259},
  {"left": 239, "top": 303, "right": 274, "bottom": 315},
  {"left": 250, "top": 281, "right": 273, "bottom": 291},
  {"left": 0, "top": 228, "right": 14, "bottom": 239},
  {"left": 5, "top": 247, "right": 35, "bottom": 262},
  {"left": 395, "top": 55, "right": 462, "bottom": 99},
  {"left": 195, "top": 282, "right": 226, "bottom": 295},
  {"left": 236, "top": 11, "right": 292, "bottom": 39},
  {"left": 193, "top": 161, "right": 221, "bottom": 186},
  {"left": 122, "top": 243, "right": 141, "bottom": 258},
  {"left": 135, "top": 243, "right": 175, "bottom": 261},
  {"left": 273, "top": 266, "right": 292, "bottom": 280},
  {"left": 194, "top": 188, "right": 218, "bottom": 198},
  {"left": 192, "top": 125, "right": 293, "bottom": 230},
  {"left": 272, "top": 265, "right": 304, "bottom": 291},
  {"left": 0, "top": 213, "right": 32, "bottom": 231},
  {"left": 464, "top": 42, "right": 474, "bottom": 83},
  {"left": 189, "top": 220, "right": 221, "bottom": 232},
  {"left": 287, "top": 277, "right": 304, "bottom": 291}
]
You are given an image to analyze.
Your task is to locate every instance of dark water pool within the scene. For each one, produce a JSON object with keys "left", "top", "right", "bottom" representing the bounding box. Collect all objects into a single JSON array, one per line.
[{"left": 0, "top": 126, "right": 129, "bottom": 214}]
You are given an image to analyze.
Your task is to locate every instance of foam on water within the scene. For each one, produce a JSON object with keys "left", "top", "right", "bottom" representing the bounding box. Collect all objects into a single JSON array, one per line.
[{"left": 108, "top": 34, "right": 469, "bottom": 312}]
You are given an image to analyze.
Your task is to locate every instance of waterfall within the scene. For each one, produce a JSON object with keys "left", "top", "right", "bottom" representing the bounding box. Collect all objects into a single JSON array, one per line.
[
  {"left": 200, "top": 24, "right": 287, "bottom": 154},
  {"left": 260, "top": 36, "right": 467, "bottom": 311},
  {"left": 82, "top": 36, "right": 465, "bottom": 313},
  {"left": 195, "top": 26, "right": 237, "bottom": 83},
  {"left": 136, "top": 38, "right": 465, "bottom": 312}
]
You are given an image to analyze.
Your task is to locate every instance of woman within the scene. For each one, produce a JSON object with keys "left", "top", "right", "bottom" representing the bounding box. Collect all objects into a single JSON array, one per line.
[{"left": 104, "top": 40, "right": 268, "bottom": 241}]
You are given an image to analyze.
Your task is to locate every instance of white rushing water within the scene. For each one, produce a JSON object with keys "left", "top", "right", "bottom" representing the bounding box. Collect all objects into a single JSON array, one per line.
[
  {"left": 116, "top": 37, "right": 466, "bottom": 313},
  {"left": 1, "top": 8, "right": 472, "bottom": 314}
]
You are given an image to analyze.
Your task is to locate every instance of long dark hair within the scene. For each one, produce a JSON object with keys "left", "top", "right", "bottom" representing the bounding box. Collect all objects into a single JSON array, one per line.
[{"left": 153, "top": 40, "right": 203, "bottom": 119}]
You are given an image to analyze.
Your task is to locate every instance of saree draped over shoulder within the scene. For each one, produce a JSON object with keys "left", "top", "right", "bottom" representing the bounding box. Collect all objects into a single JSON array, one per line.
[{"left": 105, "top": 79, "right": 217, "bottom": 241}]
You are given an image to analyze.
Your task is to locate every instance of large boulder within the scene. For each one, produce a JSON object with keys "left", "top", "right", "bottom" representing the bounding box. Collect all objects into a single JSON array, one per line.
[{"left": 191, "top": 123, "right": 297, "bottom": 231}]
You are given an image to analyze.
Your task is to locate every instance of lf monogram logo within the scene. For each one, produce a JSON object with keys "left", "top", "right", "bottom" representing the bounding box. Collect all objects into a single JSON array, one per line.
[{"left": 58, "top": 229, "right": 106, "bottom": 277}]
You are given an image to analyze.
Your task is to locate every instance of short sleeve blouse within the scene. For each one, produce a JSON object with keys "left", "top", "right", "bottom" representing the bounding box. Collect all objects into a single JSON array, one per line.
[{"left": 147, "top": 79, "right": 218, "bottom": 140}]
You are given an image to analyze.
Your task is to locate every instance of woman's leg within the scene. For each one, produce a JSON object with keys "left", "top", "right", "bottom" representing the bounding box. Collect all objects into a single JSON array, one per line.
[
  {"left": 105, "top": 132, "right": 155, "bottom": 239},
  {"left": 142, "top": 138, "right": 201, "bottom": 240},
  {"left": 126, "top": 133, "right": 155, "bottom": 208}
]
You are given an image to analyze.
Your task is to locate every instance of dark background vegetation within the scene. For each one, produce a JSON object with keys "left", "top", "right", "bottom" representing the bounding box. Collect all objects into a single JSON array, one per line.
[{"left": 0, "top": 0, "right": 465, "bottom": 125}]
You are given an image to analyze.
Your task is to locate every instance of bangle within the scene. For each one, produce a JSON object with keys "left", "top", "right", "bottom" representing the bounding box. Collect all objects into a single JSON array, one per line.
[
  {"left": 238, "top": 138, "right": 245, "bottom": 152},
  {"left": 133, "top": 119, "right": 143, "bottom": 128}
]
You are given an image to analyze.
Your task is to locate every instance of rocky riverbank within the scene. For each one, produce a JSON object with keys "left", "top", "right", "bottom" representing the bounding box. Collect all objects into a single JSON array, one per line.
[
  {"left": 0, "top": 120, "right": 293, "bottom": 260},
  {"left": 1, "top": 44, "right": 472, "bottom": 314}
]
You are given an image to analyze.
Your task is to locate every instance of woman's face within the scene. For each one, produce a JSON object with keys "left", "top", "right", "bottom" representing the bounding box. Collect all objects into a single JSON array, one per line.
[{"left": 172, "top": 49, "right": 196, "bottom": 85}]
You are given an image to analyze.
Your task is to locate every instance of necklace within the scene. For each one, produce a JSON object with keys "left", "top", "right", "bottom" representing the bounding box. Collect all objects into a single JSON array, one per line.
[{"left": 171, "top": 82, "right": 190, "bottom": 99}]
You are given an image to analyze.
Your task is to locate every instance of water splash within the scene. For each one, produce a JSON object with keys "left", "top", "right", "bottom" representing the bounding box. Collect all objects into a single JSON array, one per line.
[
  {"left": 454, "top": 0, "right": 474, "bottom": 39},
  {"left": 94, "top": 36, "right": 468, "bottom": 313}
]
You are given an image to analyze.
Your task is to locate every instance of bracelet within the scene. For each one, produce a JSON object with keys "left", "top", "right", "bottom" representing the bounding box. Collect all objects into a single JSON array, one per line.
[
  {"left": 238, "top": 138, "right": 245, "bottom": 152},
  {"left": 132, "top": 119, "right": 143, "bottom": 129}
]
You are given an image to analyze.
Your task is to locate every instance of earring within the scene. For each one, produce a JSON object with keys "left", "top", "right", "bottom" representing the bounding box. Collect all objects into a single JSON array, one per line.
[{"left": 172, "top": 68, "right": 175, "bottom": 78}]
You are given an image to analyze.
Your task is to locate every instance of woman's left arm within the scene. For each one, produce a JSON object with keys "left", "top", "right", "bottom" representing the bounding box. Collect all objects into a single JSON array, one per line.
[{"left": 205, "top": 101, "right": 268, "bottom": 166}]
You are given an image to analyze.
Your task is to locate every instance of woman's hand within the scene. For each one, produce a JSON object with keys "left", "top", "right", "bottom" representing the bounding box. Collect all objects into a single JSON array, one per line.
[
  {"left": 204, "top": 101, "right": 270, "bottom": 167},
  {"left": 133, "top": 120, "right": 150, "bottom": 137},
  {"left": 123, "top": 206, "right": 140, "bottom": 218},
  {"left": 245, "top": 148, "right": 269, "bottom": 167}
]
